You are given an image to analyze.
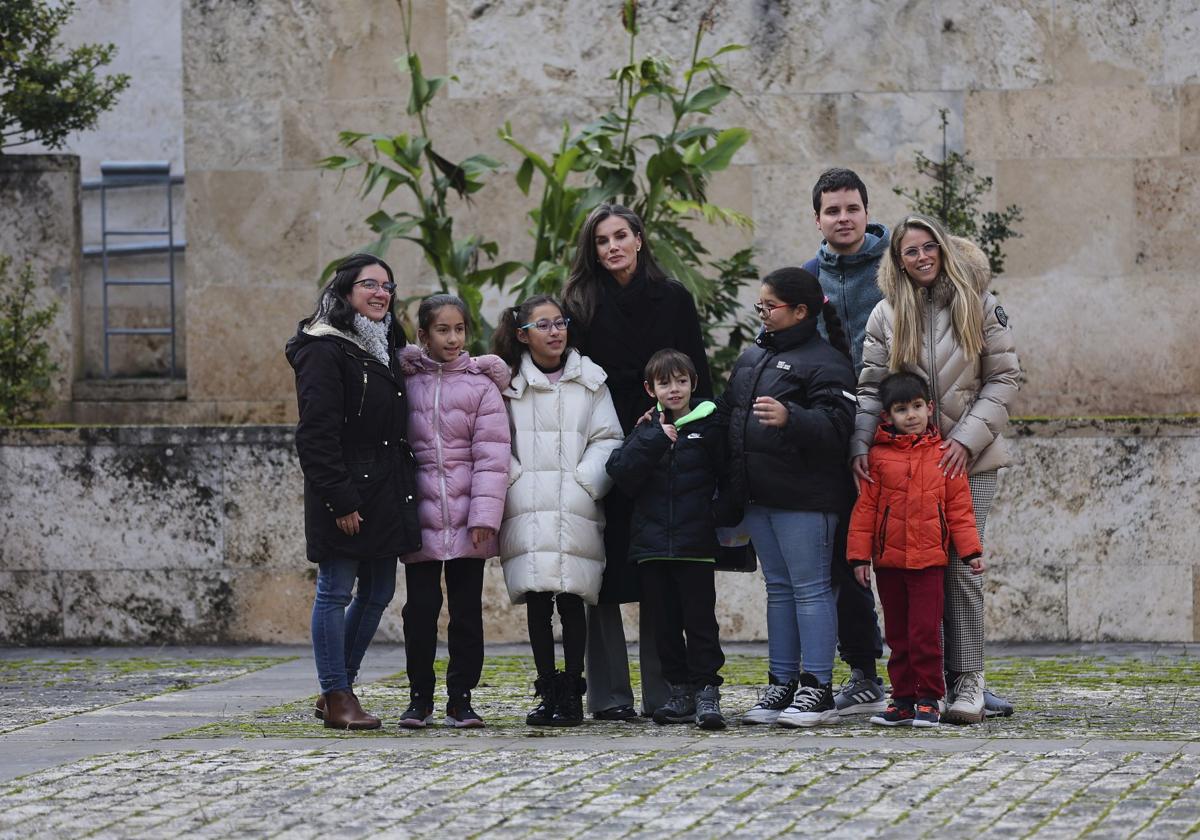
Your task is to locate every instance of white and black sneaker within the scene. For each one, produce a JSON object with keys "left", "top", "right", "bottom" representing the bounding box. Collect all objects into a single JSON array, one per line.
[
  {"left": 741, "top": 673, "right": 798, "bottom": 725},
  {"left": 777, "top": 672, "right": 839, "bottom": 728},
  {"left": 834, "top": 668, "right": 888, "bottom": 716}
]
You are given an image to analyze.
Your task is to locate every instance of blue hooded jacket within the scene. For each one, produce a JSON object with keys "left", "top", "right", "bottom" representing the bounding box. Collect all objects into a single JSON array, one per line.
[{"left": 806, "top": 222, "right": 890, "bottom": 375}]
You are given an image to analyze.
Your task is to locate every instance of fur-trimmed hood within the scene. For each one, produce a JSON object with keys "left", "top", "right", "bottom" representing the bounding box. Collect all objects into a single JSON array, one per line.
[{"left": 398, "top": 344, "right": 511, "bottom": 391}]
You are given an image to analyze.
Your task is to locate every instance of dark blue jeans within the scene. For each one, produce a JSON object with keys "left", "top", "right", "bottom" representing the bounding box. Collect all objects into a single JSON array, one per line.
[{"left": 311, "top": 557, "right": 397, "bottom": 694}]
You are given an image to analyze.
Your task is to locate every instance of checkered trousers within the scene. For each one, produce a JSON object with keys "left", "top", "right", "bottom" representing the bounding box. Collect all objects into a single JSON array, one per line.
[{"left": 943, "top": 469, "right": 998, "bottom": 673}]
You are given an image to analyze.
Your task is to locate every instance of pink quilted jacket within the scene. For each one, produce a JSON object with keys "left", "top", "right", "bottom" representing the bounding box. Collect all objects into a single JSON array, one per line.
[{"left": 399, "top": 345, "right": 511, "bottom": 563}]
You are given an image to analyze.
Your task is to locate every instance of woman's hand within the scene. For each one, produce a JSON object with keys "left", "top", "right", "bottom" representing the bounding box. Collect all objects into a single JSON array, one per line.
[
  {"left": 635, "top": 407, "right": 655, "bottom": 427},
  {"left": 752, "top": 396, "right": 788, "bottom": 428},
  {"left": 336, "top": 511, "right": 363, "bottom": 536},
  {"left": 469, "top": 526, "right": 496, "bottom": 548},
  {"left": 938, "top": 439, "right": 970, "bottom": 479},
  {"left": 853, "top": 564, "right": 871, "bottom": 587},
  {"left": 851, "top": 455, "right": 872, "bottom": 492}
]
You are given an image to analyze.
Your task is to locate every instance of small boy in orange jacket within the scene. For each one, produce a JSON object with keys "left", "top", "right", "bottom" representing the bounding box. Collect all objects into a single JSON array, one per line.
[{"left": 848, "top": 371, "right": 983, "bottom": 728}]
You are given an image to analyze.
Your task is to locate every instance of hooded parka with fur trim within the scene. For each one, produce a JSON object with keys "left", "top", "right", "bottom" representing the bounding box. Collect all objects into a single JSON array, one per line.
[
  {"left": 852, "top": 237, "right": 1020, "bottom": 475},
  {"left": 499, "top": 349, "right": 623, "bottom": 605}
]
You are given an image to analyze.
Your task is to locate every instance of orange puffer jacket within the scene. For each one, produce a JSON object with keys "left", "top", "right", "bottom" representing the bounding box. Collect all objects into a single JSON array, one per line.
[{"left": 847, "top": 424, "right": 983, "bottom": 570}]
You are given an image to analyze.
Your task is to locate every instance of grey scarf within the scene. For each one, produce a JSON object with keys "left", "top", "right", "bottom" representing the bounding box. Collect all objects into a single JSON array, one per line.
[{"left": 353, "top": 313, "right": 391, "bottom": 366}]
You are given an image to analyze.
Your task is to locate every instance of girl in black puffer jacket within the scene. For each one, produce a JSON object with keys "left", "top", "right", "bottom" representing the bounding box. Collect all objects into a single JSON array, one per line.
[{"left": 721, "top": 267, "right": 857, "bottom": 729}]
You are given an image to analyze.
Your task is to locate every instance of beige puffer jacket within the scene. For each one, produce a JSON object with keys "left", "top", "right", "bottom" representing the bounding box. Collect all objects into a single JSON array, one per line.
[
  {"left": 852, "top": 237, "right": 1020, "bottom": 475},
  {"left": 499, "top": 349, "right": 623, "bottom": 605}
]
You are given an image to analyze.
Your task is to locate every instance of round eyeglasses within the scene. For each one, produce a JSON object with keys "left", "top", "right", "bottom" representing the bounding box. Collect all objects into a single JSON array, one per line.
[
  {"left": 520, "top": 316, "right": 570, "bottom": 333},
  {"left": 900, "top": 241, "right": 940, "bottom": 260}
]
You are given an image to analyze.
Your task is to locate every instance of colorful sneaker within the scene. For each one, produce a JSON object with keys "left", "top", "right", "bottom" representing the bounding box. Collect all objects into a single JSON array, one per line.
[
  {"left": 652, "top": 683, "right": 696, "bottom": 725},
  {"left": 913, "top": 699, "right": 941, "bottom": 728},
  {"left": 945, "top": 671, "right": 985, "bottom": 725},
  {"left": 399, "top": 694, "right": 434, "bottom": 729},
  {"left": 869, "top": 699, "right": 916, "bottom": 727},
  {"left": 834, "top": 668, "right": 888, "bottom": 716},
  {"left": 741, "top": 674, "right": 798, "bottom": 725},
  {"left": 984, "top": 689, "right": 1015, "bottom": 718},
  {"left": 445, "top": 693, "right": 485, "bottom": 729},
  {"left": 694, "top": 685, "right": 726, "bottom": 731},
  {"left": 777, "top": 673, "right": 839, "bottom": 728}
]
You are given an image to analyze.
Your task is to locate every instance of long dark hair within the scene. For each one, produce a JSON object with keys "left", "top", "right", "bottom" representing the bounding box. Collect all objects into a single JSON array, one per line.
[
  {"left": 491, "top": 294, "right": 575, "bottom": 376},
  {"left": 760, "top": 267, "right": 851, "bottom": 360},
  {"left": 416, "top": 293, "right": 468, "bottom": 334},
  {"left": 306, "top": 253, "right": 398, "bottom": 332},
  {"left": 562, "top": 203, "right": 666, "bottom": 327}
]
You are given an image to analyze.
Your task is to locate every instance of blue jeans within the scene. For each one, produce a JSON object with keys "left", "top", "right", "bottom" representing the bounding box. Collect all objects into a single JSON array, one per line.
[
  {"left": 311, "top": 557, "right": 397, "bottom": 693},
  {"left": 743, "top": 506, "right": 838, "bottom": 684}
]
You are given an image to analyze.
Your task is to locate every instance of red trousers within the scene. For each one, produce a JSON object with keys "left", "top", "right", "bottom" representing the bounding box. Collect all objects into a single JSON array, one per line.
[{"left": 875, "top": 566, "right": 946, "bottom": 701}]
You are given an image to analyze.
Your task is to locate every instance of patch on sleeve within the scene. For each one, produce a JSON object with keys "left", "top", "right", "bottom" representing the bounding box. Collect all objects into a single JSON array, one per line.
[
  {"left": 841, "top": 390, "right": 857, "bottom": 403},
  {"left": 995, "top": 305, "right": 1009, "bottom": 327}
]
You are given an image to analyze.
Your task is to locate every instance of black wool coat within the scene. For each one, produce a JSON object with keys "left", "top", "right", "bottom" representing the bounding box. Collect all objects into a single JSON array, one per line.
[
  {"left": 572, "top": 269, "right": 712, "bottom": 602},
  {"left": 605, "top": 401, "right": 727, "bottom": 564},
  {"left": 719, "top": 318, "right": 857, "bottom": 517},
  {"left": 285, "top": 319, "right": 421, "bottom": 563}
]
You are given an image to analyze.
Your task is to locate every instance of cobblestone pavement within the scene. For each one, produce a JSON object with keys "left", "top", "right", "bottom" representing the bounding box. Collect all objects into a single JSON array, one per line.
[{"left": 0, "top": 644, "right": 1197, "bottom": 838}]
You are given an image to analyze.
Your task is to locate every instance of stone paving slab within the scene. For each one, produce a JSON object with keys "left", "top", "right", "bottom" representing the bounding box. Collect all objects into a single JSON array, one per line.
[{"left": 0, "top": 644, "right": 1196, "bottom": 838}]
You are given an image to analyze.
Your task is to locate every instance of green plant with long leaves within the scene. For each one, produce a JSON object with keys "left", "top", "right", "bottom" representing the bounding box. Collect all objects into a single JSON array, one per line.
[
  {"left": 501, "top": 1, "right": 760, "bottom": 384},
  {"left": 894, "top": 108, "right": 1022, "bottom": 275},
  {"left": 0, "top": 253, "right": 59, "bottom": 424},
  {"left": 318, "top": 0, "right": 518, "bottom": 351},
  {"left": 0, "top": 0, "right": 130, "bottom": 151}
]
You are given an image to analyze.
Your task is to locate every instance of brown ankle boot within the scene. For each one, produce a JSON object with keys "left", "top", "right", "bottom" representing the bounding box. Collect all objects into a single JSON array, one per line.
[
  {"left": 314, "top": 694, "right": 326, "bottom": 720},
  {"left": 322, "top": 689, "right": 381, "bottom": 730}
]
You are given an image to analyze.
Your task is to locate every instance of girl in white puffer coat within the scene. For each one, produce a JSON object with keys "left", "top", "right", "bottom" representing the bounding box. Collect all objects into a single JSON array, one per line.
[{"left": 492, "top": 294, "right": 623, "bottom": 727}]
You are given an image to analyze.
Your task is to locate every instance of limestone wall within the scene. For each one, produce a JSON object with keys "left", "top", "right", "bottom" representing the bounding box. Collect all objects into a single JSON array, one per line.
[
  {"left": 175, "top": 0, "right": 1200, "bottom": 423},
  {"left": 1, "top": 419, "right": 1195, "bottom": 644}
]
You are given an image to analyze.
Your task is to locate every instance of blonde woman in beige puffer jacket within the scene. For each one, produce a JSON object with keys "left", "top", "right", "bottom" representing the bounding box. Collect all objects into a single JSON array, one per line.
[{"left": 852, "top": 213, "right": 1020, "bottom": 725}]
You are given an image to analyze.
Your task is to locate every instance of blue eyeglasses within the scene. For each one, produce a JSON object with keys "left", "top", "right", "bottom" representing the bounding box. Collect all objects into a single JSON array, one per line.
[{"left": 519, "top": 316, "right": 570, "bottom": 333}]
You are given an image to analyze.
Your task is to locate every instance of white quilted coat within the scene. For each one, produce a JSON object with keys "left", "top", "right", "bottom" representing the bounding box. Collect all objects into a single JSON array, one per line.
[{"left": 499, "top": 349, "right": 623, "bottom": 605}]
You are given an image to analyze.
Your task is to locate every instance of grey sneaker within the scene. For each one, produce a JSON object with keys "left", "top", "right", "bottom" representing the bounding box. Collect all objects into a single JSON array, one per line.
[
  {"left": 984, "top": 688, "right": 1015, "bottom": 718},
  {"left": 742, "top": 674, "right": 798, "bottom": 725},
  {"left": 834, "top": 668, "right": 888, "bottom": 716},
  {"left": 694, "top": 684, "right": 726, "bottom": 730},
  {"left": 652, "top": 683, "right": 696, "bottom": 725}
]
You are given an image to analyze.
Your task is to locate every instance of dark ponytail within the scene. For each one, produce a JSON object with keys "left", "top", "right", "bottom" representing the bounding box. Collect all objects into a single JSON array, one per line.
[
  {"left": 491, "top": 294, "right": 573, "bottom": 377},
  {"left": 760, "top": 266, "right": 852, "bottom": 360}
]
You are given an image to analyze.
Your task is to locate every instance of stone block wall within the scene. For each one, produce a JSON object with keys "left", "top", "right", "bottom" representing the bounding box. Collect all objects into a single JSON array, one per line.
[
  {"left": 174, "top": 0, "right": 1200, "bottom": 423},
  {"left": 1, "top": 419, "right": 1196, "bottom": 644}
]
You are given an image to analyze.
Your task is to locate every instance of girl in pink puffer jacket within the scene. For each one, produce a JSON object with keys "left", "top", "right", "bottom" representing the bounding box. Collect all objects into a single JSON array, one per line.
[{"left": 398, "top": 294, "right": 511, "bottom": 730}]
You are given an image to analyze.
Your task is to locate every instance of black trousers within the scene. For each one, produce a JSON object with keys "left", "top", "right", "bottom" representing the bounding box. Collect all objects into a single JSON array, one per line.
[
  {"left": 526, "top": 592, "right": 586, "bottom": 677},
  {"left": 401, "top": 559, "right": 485, "bottom": 699},
  {"left": 832, "top": 489, "right": 884, "bottom": 675},
  {"left": 639, "top": 560, "right": 725, "bottom": 687}
]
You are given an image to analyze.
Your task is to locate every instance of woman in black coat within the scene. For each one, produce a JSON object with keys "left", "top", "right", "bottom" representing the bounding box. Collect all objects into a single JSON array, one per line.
[
  {"left": 563, "top": 203, "right": 712, "bottom": 720},
  {"left": 284, "top": 253, "right": 420, "bottom": 730}
]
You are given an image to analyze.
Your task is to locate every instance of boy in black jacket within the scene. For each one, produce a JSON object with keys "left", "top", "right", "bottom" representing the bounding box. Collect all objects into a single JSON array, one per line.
[{"left": 606, "top": 349, "right": 728, "bottom": 730}]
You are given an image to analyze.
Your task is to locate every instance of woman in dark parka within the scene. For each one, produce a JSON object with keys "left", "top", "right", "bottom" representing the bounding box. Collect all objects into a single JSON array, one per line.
[
  {"left": 285, "top": 253, "right": 420, "bottom": 730},
  {"left": 563, "top": 203, "right": 713, "bottom": 720}
]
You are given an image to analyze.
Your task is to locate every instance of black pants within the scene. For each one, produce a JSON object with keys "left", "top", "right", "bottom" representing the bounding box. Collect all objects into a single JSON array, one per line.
[
  {"left": 526, "top": 592, "right": 586, "bottom": 677},
  {"left": 401, "top": 559, "right": 485, "bottom": 698},
  {"left": 639, "top": 561, "right": 724, "bottom": 687},
  {"left": 832, "top": 489, "right": 884, "bottom": 675}
]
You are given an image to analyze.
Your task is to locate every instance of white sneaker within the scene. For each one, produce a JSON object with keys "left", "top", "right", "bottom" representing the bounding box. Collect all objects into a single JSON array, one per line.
[{"left": 944, "top": 671, "right": 985, "bottom": 724}]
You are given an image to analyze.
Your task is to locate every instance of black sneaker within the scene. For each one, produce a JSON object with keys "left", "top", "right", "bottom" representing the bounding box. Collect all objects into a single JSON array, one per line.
[
  {"left": 777, "top": 672, "right": 838, "bottom": 728},
  {"left": 694, "top": 685, "right": 726, "bottom": 731},
  {"left": 913, "top": 699, "right": 941, "bottom": 728},
  {"left": 399, "top": 692, "right": 434, "bottom": 729},
  {"left": 869, "top": 698, "right": 916, "bottom": 727},
  {"left": 741, "top": 673, "right": 798, "bottom": 725},
  {"left": 526, "top": 673, "right": 557, "bottom": 727},
  {"left": 445, "top": 693, "right": 484, "bottom": 729},
  {"left": 652, "top": 683, "right": 696, "bottom": 725}
]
